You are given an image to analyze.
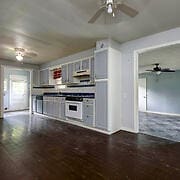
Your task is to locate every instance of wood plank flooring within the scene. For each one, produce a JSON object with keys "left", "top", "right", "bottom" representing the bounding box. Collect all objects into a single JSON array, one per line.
[{"left": 0, "top": 112, "right": 180, "bottom": 179}]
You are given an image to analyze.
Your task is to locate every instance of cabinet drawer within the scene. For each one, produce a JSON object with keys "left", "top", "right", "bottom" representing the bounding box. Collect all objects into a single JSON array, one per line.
[
  {"left": 54, "top": 97, "right": 60, "bottom": 101},
  {"left": 59, "top": 97, "right": 65, "bottom": 102},
  {"left": 83, "top": 104, "right": 94, "bottom": 116},
  {"left": 84, "top": 115, "right": 94, "bottom": 127},
  {"left": 83, "top": 99, "right": 94, "bottom": 104}
]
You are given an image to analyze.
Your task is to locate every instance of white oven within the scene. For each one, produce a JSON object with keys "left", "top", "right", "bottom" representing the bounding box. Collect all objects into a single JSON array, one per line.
[{"left": 65, "top": 100, "right": 83, "bottom": 120}]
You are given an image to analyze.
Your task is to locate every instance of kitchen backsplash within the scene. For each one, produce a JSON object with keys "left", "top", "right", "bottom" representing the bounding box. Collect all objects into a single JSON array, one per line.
[{"left": 32, "top": 86, "right": 95, "bottom": 95}]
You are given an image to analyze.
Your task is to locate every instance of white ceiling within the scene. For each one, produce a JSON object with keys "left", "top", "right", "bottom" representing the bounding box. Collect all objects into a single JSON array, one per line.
[
  {"left": 0, "top": 0, "right": 180, "bottom": 64},
  {"left": 139, "top": 44, "right": 180, "bottom": 73}
]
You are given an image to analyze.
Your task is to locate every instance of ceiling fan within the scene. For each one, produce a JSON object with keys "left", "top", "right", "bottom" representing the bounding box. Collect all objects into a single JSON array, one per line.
[
  {"left": 88, "top": 0, "right": 138, "bottom": 23},
  {"left": 14, "top": 48, "right": 38, "bottom": 62},
  {"left": 146, "top": 63, "right": 175, "bottom": 75}
]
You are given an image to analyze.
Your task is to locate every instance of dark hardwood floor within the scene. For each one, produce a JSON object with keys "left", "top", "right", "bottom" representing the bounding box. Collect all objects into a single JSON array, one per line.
[{"left": 0, "top": 112, "right": 180, "bottom": 180}]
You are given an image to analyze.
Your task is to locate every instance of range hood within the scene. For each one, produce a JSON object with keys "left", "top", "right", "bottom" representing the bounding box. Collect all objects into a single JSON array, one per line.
[
  {"left": 33, "top": 85, "right": 55, "bottom": 89},
  {"left": 73, "top": 69, "right": 90, "bottom": 77}
]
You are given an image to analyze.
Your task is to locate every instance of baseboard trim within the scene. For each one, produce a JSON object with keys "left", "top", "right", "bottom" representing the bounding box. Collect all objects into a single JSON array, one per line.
[
  {"left": 33, "top": 113, "right": 112, "bottom": 135},
  {"left": 141, "top": 110, "right": 180, "bottom": 117},
  {"left": 120, "top": 127, "right": 138, "bottom": 134},
  {"left": 4, "top": 109, "right": 29, "bottom": 113}
]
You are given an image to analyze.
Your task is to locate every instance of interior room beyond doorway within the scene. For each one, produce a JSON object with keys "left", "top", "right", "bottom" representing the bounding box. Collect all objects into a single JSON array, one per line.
[{"left": 138, "top": 43, "right": 180, "bottom": 142}]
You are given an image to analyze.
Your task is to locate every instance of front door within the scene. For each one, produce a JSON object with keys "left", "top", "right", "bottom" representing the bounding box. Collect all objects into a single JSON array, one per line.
[{"left": 9, "top": 75, "right": 29, "bottom": 111}]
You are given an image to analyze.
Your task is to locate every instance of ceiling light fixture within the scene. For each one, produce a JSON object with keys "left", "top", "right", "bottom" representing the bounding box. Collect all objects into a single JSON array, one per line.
[
  {"left": 16, "top": 53, "right": 23, "bottom": 61},
  {"left": 106, "top": 0, "right": 113, "bottom": 14},
  {"left": 15, "top": 48, "right": 24, "bottom": 62},
  {"left": 156, "top": 71, "right": 161, "bottom": 75}
]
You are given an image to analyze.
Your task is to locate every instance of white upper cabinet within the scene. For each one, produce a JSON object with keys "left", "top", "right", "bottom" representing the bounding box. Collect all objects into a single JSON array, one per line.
[
  {"left": 94, "top": 50, "right": 108, "bottom": 80},
  {"left": 61, "top": 57, "right": 94, "bottom": 85},
  {"left": 61, "top": 64, "right": 68, "bottom": 84},
  {"left": 74, "top": 61, "right": 81, "bottom": 72},
  {"left": 94, "top": 46, "right": 122, "bottom": 133},
  {"left": 81, "top": 59, "right": 90, "bottom": 71},
  {"left": 40, "top": 69, "right": 49, "bottom": 85}
]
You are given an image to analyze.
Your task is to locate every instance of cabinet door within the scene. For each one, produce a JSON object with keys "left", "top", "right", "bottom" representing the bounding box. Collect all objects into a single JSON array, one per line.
[
  {"left": 33, "top": 70, "right": 39, "bottom": 86},
  {"left": 49, "top": 99, "right": 54, "bottom": 116},
  {"left": 32, "top": 97, "right": 36, "bottom": 112},
  {"left": 82, "top": 59, "right": 89, "bottom": 70},
  {"left": 44, "top": 69, "right": 49, "bottom": 84},
  {"left": 54, "top": 101, "right": 60, "bottom": 118},
  {"left": 68, "top": 63, "right": 73, "bottom": 83},
  {"left": 83, "top": 104, "right": 94, "bottom": 116},
  {"left": 46, "top": 101, "right": 49, "bottom": 115},
  {"left": 83, "top": 102, "right": 94, "bottom": 127},
  {"left": 40, "top": 70, "right": 44, "bottom": 85},
  {"left": 60, "top": 102, "right": 65, "bottom": 119},
  {"left": 61, "top": 64, "right": 67, "bottom": 84},
  {"left": 95, "top": 81, "right": 108, "bottom": 130},
  {"left": 74, "top": 61, "right": 81, "bottom": 72},
  {"left": 84, "top": 115, "right": 94, "bottom": 127},
  {"left": 94, "top": 50, "right": 108, "bottom": 80},
  {"left": 40, "top": 69, "right": 49, "bottom": 85},
  {"left": 43, "top": 101, "right": 47, "bottom": 114},
  {"left": 90, "top": 57, "right": 95, "bottom": 83}
]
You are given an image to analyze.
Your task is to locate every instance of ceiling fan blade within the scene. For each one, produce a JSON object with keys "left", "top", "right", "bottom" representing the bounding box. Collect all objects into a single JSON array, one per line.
[
  {"left": 161, "top": 69, "right": 175, "bottom": 72},
  {"left": 24, "top": 52, "right": 38, "bottom": 58},
  {"left": 117, "top": 3, "right": 138, "bottom": 17},
  {"left": 88, "top": 7, "right": 105, "bottom": 23}
]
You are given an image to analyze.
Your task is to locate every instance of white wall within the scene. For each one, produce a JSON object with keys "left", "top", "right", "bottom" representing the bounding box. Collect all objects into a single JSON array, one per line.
[
  {"left": 40, "top": 48, "right": 94, "bottom": 69},
  {"left": 119, "top": 27, "right": 180, "bottom": 132},
  {"left": 0, "top": 58, "right": 39, "bottom": 69},
  {"left": 0, "top": 66, "right": 4, "bottom": 118},
  {"left": 0, "top": 59, "right": 40, "bottom": 86}
]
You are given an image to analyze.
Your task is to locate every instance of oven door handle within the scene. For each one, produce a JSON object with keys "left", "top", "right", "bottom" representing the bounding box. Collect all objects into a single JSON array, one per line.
[{"left": 66, "top": 101, "right": 82, "bottom": 105}]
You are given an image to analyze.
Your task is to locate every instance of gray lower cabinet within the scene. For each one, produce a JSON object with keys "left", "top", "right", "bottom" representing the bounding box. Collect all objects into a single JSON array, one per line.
[
  {"left": 83, "top": 99, "right": 95, "bottom": 127},
  {"left": 46, "top": 100, "right": 50, "bottom": 115},
  {"left": 58, "top": 97, "right": 65, "bottom": 119},
  {"left": 53, "top": 98, "right": 60, "bottom": 118},
  {"left": 95, "top": 81, "right": 108, "bottom": 130},
  {"left": 32, "top": 96, "right": 37, "bottom": 113},
  {"left": 43, "top": 97, "right": 66, "bottom": 120},
  {"left": 94, "top": 50, "right": 108, "bottom": 80},
  {"left": 49, "top": 100, "right": 54, "bottom": 116},
  {"left": 43, "top": 100, "right": 47, "bottom": 115},
  {"left": 60, "top": 102, "right": 65, "bottom": 119}
]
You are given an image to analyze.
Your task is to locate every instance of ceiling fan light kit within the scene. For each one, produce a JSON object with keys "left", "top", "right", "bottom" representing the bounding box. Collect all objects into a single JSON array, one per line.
[
  {"left": 16, "top": 54, "right": 23, "bottom": 61},
  {"left": 15, "top": 48, "right": 25, "bottom": 61},
  {"left": 107, "top": 0, "right": 113, "bottom": 14},
  {"left": 14, "top": 47, "right": 38, "bottom": 62}
]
